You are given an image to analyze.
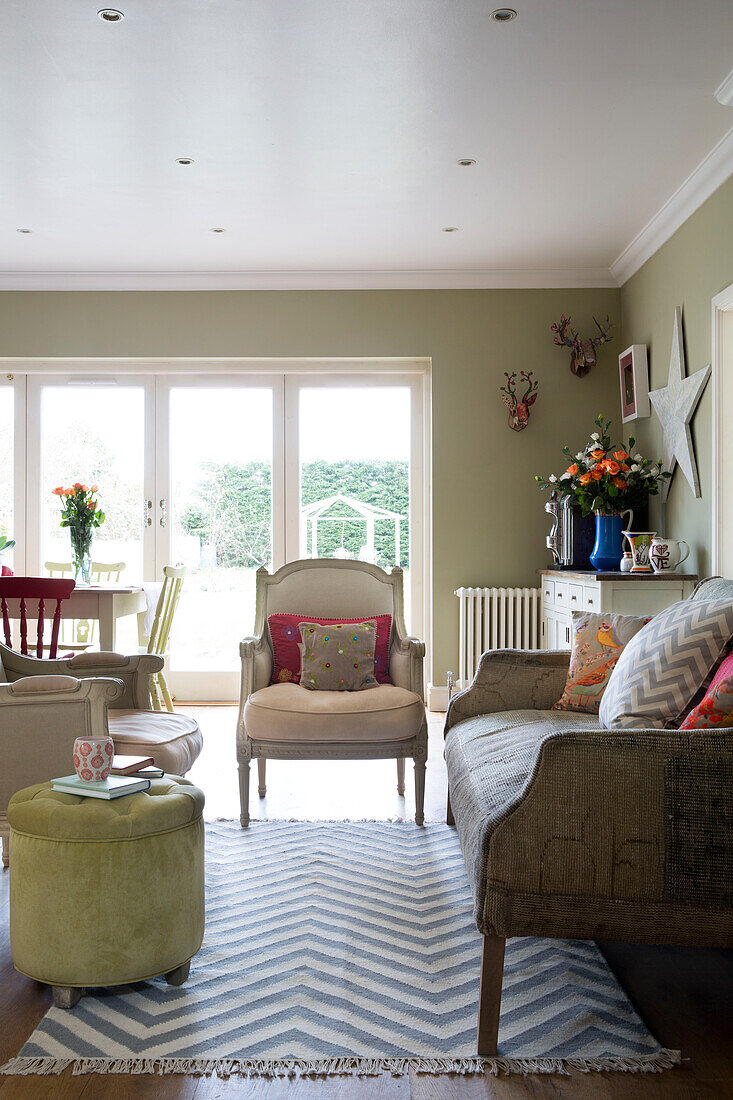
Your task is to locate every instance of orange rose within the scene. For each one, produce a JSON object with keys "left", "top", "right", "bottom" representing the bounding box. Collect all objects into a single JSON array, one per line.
[
  {"left": 578, "top": 472, "right": 592, "bottom": 485},
  {"left": 613, "top": 450, "right": 629, "bottom": 462},
  {"left": 604, "top": 460, "right": 620, "bottom": 476},
  {"left": 87, "top": 501, "right": 96, "bottom": 510},
  {"left": 613, "top": 476, "right": 626, "bottom": 489},
  {"left": 565, "top": 463, "right": 580, "bottom": 476},
  {"left": 590, "top": 468, "right": 604, "bottom": 481},
  {"left": 52, "top": 486, "right": 64, "bottom": 496},
  {"left": 90, "top": 484, "right": 98, "bottom": 492},
  {"left": 590, "top": 449, "right": 605, "bottom": 460}
]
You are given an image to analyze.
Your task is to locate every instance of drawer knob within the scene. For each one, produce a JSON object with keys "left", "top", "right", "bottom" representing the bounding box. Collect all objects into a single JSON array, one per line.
[
  {"left": 571, "top": 595, "right": 577, "bottom": 602},
  {"left": 588, "top": 599, "right": 594, "bottom": 606}
]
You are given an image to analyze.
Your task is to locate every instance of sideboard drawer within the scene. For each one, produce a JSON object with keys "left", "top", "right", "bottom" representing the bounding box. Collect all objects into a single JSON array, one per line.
[
  {"left": 583, "top": 584, "right": 599, "bottom": 611},
  {"left": 568, "top": 583, "right": 583, "bottom": 612},
  {"left": 542, "top": 578, "right": 555, "bottom": 605},
  {"left": 554, "top": 580, "right": 569, "bottom": 609}
]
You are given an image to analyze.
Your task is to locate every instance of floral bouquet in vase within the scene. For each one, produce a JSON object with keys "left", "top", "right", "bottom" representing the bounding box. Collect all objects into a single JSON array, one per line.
[
  {"left": 536, "top": 414, "right": 670, "bottom": 571},
  {"left": 53, "top": 483, "right": 105, "bottom": 584}
]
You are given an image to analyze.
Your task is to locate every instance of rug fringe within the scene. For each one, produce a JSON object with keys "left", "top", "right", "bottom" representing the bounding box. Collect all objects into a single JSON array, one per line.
[{"left": 0, "top": 1050, "right": 682, "bottom": 1078}]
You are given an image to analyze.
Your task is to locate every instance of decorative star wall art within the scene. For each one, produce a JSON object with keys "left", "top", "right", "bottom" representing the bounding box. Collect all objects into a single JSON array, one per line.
[{"left": 649, "top": 306, "right": 710, "bottom": 502}]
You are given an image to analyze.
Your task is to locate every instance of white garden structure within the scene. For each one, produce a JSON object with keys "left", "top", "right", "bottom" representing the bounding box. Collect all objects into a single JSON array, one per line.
[{"left": 300, "top": 493, "right": 403, "bottom": 566}]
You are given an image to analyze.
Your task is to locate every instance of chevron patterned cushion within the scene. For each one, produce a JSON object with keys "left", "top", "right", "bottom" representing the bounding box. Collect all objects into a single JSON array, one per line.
[{"left": 599, "top": 598, "right": 733, "bottom": 730}]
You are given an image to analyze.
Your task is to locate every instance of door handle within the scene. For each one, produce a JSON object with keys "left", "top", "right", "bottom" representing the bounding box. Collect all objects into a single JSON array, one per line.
[
  {"left": 159, "top": 499, "right": 168, "bottom": 528},
  {"left": 143, "top": 499, "right": 152, "bottom": 528}
]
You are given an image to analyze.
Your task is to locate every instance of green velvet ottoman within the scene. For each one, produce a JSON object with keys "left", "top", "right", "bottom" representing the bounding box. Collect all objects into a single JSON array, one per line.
[{"left": 8, "top": 776, "right": 205, "bottom": 1009}]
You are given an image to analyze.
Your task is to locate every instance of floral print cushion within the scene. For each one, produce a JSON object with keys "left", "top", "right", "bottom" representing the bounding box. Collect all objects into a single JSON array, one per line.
[
  {"left": 554, "top": 610, "right": 651, "bottom": 714},
  {"left": 267, "top": 612, "right": 392, "bottom": 684},
  {"left": 298, "top": 620, "right": 378, "bottom": 691},
  {"left": 679, "top": 652, "right": 733, "bottom": 729}
]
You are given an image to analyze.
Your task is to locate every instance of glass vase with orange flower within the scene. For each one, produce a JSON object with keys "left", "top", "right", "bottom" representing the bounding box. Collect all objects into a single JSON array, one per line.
[
  {"left": 52, "top": 483, "right": 106, "bottom": 584},
  {"left": 536, "top": 414, "right": 670, "bottom": 571}
]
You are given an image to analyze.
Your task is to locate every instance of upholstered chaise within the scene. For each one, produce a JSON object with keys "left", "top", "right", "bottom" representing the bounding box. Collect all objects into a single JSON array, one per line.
[
  {"left": 237, "top": 559, "right": 428, "bottom": 826},
  {"left": 444, "top": 577, "right": 733, "bottom": 1057}
]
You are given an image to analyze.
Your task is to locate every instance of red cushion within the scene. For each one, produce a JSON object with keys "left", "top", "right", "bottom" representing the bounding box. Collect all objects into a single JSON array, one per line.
[
  {"left": 268, "top": 613, "right": 392, "bottom": 685},
  {"left": 680, "top": 651, "right": 733, "bottom": 729}
]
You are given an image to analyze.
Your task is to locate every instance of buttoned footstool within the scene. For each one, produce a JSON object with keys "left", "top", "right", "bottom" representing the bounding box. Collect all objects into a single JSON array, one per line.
[{"left": 8, "top": 776, "right": 205, "bottom": 1009}]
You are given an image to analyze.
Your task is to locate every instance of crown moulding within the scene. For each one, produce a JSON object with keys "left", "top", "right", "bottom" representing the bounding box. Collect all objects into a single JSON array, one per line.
[{"left": 715, "top": 68, "right": 733, "bottom": 107}]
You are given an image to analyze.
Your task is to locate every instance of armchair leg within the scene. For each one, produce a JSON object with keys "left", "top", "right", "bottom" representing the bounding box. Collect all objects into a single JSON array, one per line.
[
  {"left": 1, "top": 831, "right": 9, "bottom": 870},
  {"left": 477, "top": 934, "right": 505, "bottom": 1057},
  {"left": 257, "top": 758, "right": 267, "bottom": 798},
  {"left": 396, "top": 757, "right": 405, "bottom": 796},
  {"left": 414, "top": 757, "right": 425, "bottom": 826},
  {"left": 239, "top": 761, "right": 250, "bottom": 828}
]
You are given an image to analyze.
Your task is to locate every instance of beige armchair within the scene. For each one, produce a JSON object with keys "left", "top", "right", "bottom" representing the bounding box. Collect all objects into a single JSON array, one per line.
[
  {"left": 0, "top": 674, "right": 123, "bottom": 866},
  {"left": 237, "top": 559, "right": 428, "bottom": 826},
  {"left": 0, "top": 645, "right": 203, "bottom": 866}
]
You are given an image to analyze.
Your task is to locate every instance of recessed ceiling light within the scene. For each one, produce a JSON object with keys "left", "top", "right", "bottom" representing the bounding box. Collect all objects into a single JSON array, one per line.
[
  {"left": 442, "top": 226, "right": 459, "bottom": 233},
  {"left": 210, "top": 227, "right": 226, "bottom": 233},
  {"left": 98, "top": 8, "right": 124, "bottom": 21},
  {"left": 457, "top": 158, "right": 476, "bottom": 167},
  {"left": 175, "top": 158, "right": 194, "bottom": 166},
  {"left": 16, "top": 228, "right": 32, "bottom": 234},
  {"left": 491, "top": 8, "right": 517, "bottom": 21}
]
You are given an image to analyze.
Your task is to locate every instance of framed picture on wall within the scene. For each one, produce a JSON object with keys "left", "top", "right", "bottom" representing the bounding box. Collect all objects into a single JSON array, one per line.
[{"left": 619, "top": 344, "right": 650, "bottom": 423}]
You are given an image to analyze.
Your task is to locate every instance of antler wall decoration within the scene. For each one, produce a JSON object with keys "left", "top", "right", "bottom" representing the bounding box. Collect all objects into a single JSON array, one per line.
[
  {"left": 501, "top": 370, "right": 538, "bottom": 432},
  {"left": 551, "top": 314, "right": 613, "bottom": 377}
]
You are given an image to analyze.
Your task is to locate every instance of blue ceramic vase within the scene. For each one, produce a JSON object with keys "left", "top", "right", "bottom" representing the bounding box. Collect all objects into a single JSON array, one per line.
[{"left": 590, "top": 513, "right": 626, "bottom": 572}]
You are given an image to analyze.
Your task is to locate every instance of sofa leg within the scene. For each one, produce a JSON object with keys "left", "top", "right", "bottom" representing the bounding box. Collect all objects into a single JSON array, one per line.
[
  {"left": 414, "top": 757, "right": 425, "bottom": 826},
  {"left": 477, "top": 934, "right": 505, "bottom": 1057},
  {"left": 257, "top": 758, "right": 267, "bottom": 798},
  {"left": 446, "top": 789, "right": 455, "bottom": 827},
  {"left": 239, "top": 761, "right": 250, "bottom": 828},
  {"left": 52, "top": 986, "right": 82, "bottom": 1010},
  {"left": 396, "top": 757, "right": 405, "bottom": 796}
]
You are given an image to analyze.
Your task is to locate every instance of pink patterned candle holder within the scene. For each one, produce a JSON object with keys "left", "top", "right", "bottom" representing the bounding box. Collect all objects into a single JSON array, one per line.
[{"left": 73, "top": 736, "right": 114, "bottom": 783}]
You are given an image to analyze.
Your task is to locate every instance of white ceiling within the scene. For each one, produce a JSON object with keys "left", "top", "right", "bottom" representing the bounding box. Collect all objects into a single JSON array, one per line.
[{"left": 1, "top": 0, "right": 732, "bottom": 286}]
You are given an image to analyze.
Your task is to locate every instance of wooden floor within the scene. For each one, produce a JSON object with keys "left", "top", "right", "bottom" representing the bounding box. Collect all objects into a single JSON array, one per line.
[{"left": 1, "top": 706, "right": 732, "bottom": 1098}]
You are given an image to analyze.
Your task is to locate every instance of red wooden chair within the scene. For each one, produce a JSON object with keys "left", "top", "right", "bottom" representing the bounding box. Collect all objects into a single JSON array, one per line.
[{"left": 0, "top": 577, "right": 76, "bottom": 660}]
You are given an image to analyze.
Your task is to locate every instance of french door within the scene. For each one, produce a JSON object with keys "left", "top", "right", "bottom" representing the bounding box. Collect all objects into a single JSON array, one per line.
[{"left": 22, "top": 370, "right": 424, "bottom": 700}]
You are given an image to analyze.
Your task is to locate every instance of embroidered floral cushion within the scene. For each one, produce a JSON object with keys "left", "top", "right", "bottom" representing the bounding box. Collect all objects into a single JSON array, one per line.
[
  {"left": 679, "top": 651, "right": 733, "bottom": 729},
  {"left": 298, "top": 620, "right": 378, "bottom": 691},
  {"left": 267, "top": 613, "right": 392, "bottom": 685},
  {"left": 553, "top": 611, "right": 651, "bottom": 714}
]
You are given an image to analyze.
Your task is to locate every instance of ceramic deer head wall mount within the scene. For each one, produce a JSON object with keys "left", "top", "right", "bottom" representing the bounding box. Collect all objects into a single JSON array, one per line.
[
  {"left": 551, "top": 314, "right": 613, "bottom": 377},
  {"left": 501, "top": 370, "right": 538, "bottom": 432}
]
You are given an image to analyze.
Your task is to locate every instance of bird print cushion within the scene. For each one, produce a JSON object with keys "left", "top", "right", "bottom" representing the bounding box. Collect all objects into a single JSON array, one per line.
[
  {"left": 554, "top": 611, "right": 651, "bottom": 714},
  {"left": 298, "top": 620, "right": 378, "bottom": 691},
  {"left": 679, "top": 651, "right": 733, "bottom": 729}
]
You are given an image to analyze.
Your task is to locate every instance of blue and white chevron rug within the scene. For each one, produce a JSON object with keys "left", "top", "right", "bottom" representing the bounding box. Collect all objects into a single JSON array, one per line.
[{"left": 2, "top": 821, "right": 680, "bottom": 1078}]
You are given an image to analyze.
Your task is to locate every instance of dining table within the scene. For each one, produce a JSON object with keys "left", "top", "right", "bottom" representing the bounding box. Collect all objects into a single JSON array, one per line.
[{"left": 2, "top": 584, "right": 147, "bottom": 653}]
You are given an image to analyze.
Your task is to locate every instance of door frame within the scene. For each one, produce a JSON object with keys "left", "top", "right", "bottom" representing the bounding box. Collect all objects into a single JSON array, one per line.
[
  {"left": 7, "top": 357, "right": 431, "bottom": 700},
  {"left": 712, "top": 282, "right": 733, "bottom": 574}
]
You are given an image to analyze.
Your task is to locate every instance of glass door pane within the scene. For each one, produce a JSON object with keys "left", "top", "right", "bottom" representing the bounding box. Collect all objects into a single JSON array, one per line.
[
  {"left": 37, "top": 383, "right": 148, "bottom": 585},
  {"left": 0, "top": 382, "right": 14, "bottom": 572},
  {"left": 294, "top": 383, "right": 413, "bottom": 628},
  {"left": 164, "top": 384, "right": 276, "bottom": 686}
]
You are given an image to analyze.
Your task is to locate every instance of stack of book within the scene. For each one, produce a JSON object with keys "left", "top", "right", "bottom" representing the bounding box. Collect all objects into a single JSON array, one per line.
[{"left": 52, "top": 756, "right": 165, "bottom": 801}]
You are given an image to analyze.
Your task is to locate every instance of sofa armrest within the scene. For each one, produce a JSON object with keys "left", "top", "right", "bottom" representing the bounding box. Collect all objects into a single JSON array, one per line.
[
  {"left": 483, "top": 726, "right": 733, "bottom": 941},
  {"left": 0, "top": 645, "right": 162, "bottom": 711},
  {"left": 445, "top": 649, "right": 570, "bottom": 733},
  {"left": 389, "top": 635, "right": 426, "bottom": 699}
]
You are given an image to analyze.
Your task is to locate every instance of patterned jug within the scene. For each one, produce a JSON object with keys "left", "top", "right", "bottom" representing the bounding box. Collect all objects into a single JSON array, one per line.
[{"left": 650, "top": 537, "right": 690, "bottom": 573}]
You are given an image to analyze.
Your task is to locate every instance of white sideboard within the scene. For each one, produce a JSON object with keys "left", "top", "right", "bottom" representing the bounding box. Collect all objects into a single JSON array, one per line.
[{"left": 539, "top": 569, "right": 699, "bottom": 650}]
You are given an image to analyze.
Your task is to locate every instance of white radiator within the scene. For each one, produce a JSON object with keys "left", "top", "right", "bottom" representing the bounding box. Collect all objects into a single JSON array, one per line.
[{"left": 454, "top": 586, "right": 542, "bottom": 688}]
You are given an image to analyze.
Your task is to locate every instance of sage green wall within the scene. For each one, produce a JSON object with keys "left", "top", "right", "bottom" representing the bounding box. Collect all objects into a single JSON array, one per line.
[
  {"left": 620, "top": 174, "right": 733, "bottom": 580},
  {"left": 0, "top": 287, "right": 620, "bottom": 685}
]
